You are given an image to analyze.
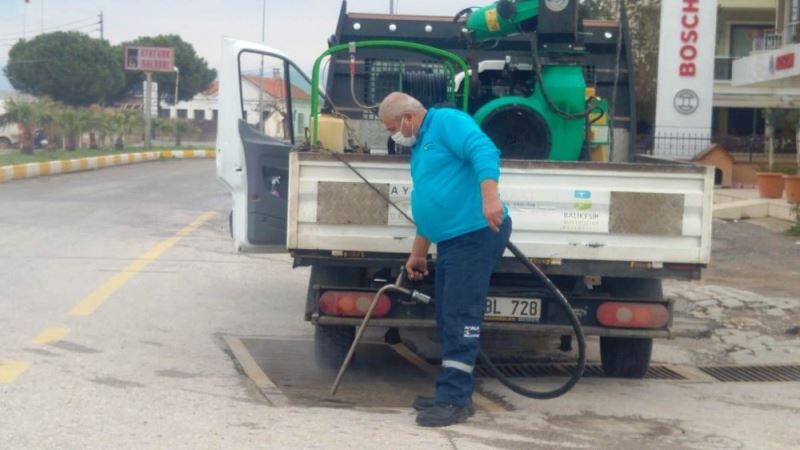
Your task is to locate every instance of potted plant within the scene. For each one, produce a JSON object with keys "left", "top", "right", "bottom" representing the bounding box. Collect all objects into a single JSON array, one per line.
[
  {"left": 784, "top": 110, "right": 800, "bottom": 204},
  {"left": 756, "top": 109, "right": 785, "bottom": 198}
]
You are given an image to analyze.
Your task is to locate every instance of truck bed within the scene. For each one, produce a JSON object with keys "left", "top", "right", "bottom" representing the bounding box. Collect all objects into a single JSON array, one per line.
[{"left": 288, "top": 152, "right": 713, "bottom": 270}]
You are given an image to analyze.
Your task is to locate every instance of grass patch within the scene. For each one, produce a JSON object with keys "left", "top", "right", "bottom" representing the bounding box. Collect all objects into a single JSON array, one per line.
[
  {"left": 0, "top": 148, "right": 175, "bottom": 166},
  {"left": 790, "top": 205, "right": 800, "bottom": 236}
]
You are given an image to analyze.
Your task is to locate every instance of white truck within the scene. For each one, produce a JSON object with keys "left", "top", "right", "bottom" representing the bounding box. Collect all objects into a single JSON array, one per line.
[{"left": 216, "top": 9, "right": 714, "bottom": 378}]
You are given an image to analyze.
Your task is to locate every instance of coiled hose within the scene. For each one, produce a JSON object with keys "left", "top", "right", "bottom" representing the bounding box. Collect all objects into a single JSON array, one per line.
[{"left": 330, "top": 239, "right": 586, "bottom": 400}]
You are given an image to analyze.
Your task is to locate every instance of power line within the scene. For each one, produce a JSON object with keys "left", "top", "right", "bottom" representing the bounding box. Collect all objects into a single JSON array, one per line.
[
  {"left": 0, "top": 15, "right": 98, "bottom": 39},
  {"left": 0, "top": 23, "right": 100, "bottom": 43}
]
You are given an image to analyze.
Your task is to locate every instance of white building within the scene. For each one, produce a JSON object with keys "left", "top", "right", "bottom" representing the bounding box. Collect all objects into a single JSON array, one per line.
[
  {"left": 163, "top": 75, "right": 311, "bottom": 139},
  {"left": 714, "top": 0, "right": 800, "bottom": 142}
]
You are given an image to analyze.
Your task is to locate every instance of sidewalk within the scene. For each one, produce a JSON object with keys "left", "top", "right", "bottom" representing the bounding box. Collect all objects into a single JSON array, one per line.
[
  {"left": 714, "top": 188, "right": 796, "bottom": 222},
  {"left": 0, "top": 149, "right": 214, "bottom": 184}
]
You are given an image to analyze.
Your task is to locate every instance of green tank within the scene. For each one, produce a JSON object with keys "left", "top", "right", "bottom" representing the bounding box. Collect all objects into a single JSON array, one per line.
[{"left": 473, "top": 65, "right": 587, "bottom": 161}]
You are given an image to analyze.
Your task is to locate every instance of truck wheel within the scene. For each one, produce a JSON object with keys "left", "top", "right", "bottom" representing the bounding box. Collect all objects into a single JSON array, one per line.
[
  {"left": 600, "top": 337, "right": 652, "bottom": 378},
  {"left": 0, "top": 137, "right": 12, "bottom": 150},
  {"left": 314, "top": 324, "right": 355, "bottom": 369}
]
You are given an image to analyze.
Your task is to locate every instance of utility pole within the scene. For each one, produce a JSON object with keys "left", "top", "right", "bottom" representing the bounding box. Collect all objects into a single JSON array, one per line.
[
  {"left": 390, "top": 0, "right": 395, "bottom": 14},
  {"left": 23, "top": 0, "right": 27, "bottom": 39},
  {"left": 145, "top": 72, "right": 153, "bottom": 149},
  {"left": 99, "top": 11, "right": 104, "bottom": 40},
  {"left": 257, "top": 0, "right": 266, "bottom": 132}
]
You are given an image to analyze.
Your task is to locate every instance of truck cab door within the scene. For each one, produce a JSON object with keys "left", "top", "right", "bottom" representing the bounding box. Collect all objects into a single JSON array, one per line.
[{"left": 217, "top": 38, "right": 315, "bottom": 252}]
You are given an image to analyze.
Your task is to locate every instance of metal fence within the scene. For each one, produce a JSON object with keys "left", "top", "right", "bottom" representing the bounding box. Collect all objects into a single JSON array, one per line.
[
  {"left": 636, "top": 133, "right": 798, "bottom": 160},
  {"left": 752, "top": 23, "right": 799, "bottom": 52}
]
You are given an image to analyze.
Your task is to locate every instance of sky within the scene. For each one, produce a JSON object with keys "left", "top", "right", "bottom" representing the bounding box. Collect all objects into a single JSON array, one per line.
[{"left": 0, "top": 0, "right": 475, "bottom": 91}]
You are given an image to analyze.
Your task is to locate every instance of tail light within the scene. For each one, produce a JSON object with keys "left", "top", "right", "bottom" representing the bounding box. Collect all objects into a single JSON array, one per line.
[
  {"left": 319, "top": 291, "right": 391, "bottom": 318},
  {"left": 596, "top": 302, "right": 669, "bottom": 329}
]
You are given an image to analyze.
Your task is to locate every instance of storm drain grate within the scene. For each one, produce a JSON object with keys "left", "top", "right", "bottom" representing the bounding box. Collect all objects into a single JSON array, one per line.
[
  {"left": 474, "top": 363, "right": 687, "bottom": 380},
  {"left": 698, "top": 365, "right": 800, "bottom": 382}
]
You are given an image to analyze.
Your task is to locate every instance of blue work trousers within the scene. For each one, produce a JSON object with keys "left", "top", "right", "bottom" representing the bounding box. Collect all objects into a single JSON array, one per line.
[{"left": 434, "top": 218, "right": 512, "bottom": 406}]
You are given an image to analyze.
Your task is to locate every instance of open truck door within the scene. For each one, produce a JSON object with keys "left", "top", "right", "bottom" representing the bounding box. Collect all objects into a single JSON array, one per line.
[{"left": 217, "top": 38, "right": 315, "bottom": 252}]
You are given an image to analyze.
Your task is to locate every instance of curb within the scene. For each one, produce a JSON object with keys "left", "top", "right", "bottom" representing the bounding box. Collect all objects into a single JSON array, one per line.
[{"left": 0, "top": 149, "right": 215, "bottom": 184}]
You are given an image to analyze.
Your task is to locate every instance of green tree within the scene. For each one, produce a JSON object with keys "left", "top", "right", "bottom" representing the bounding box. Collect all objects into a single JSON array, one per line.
[
  {"left": 116, "top": 35, "right": 216, "bottom": 106},
  {"left": 0, "top": 99, "right": 37, "bottom": 153},
  {"left": 579, "top": 0, "right": 662, "bottom": 126},
  {"left": 110, "top": 110, "right": 144, "bottom": 150},
  {"left": 4, "top": 32, "right": 125, "bottom": 106}
]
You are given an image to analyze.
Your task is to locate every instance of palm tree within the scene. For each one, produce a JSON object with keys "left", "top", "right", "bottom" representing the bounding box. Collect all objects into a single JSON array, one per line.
[
  {"left": 111, "top": 110, "right": 144, "bottom": 150},
  {"left": 73, "top": 108, "right": 93, "bottom": 150},
  {"left": 0, "top": 99, "right": 37, "bottom": 153},
  {"left": 32, "top": 98, "right": 57, "bottom": 151},
  {"left": 98, "top": 110, "right": 117, "bottom": 149},
  {"left": 58, "top": 107, "right": 82, "bottom": 151},
  {"left": 85, "top": 109, "right": 104, "bottom": 149},
  {"left": 172, "top": 119, "right": 199, "bottom": 147}
]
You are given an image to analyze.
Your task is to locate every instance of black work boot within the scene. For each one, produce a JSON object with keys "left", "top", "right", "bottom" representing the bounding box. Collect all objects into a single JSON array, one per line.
[
  {"left": 415, "top": 402, "right": 473, "bottom": 427},
  {"left": 413, "top": 396, "right": 475, "bottom": 415}
]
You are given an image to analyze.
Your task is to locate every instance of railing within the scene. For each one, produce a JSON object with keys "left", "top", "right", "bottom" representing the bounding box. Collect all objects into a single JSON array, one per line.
[
  {"left": 714, "top": 57, "right": 733, "bottom": 81},
  {"left": 636, "top": 133, "right": 797, "bottom": 160},
  {"left": 753, "top": 31, "right": 784, "bottom": 52}
]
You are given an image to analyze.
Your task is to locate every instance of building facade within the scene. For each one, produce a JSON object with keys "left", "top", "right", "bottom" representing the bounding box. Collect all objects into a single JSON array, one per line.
[
  {"left": 714, "top": 0, "right": 799, "bottom": 153},
  {"left": 161, "top": 74, "right": 311, "bottom": 140}
]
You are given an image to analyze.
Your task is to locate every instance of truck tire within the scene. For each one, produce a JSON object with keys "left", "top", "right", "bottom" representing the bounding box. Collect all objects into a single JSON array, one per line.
[
  {"left": 599, "top": 277, "right": 662, "bottom": 378},
  {"left": 600, "top": 337, "right": 653, "bottom": 378},
  {"left": 0, "top": 137, "right": 12, "bottom": 150},
  {"left": 314, "top": 324, "right": 355, "bottom": 369}
]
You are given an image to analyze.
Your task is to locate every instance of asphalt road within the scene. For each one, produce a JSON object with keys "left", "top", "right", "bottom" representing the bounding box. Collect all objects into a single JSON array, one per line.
[{"left": 1, "top": 160, "right": 799, "bottom": 449}]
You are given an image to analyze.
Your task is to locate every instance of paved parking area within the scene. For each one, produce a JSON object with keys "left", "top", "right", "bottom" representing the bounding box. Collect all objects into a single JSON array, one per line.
[{"left": 1, "top": 160, "right": 798, "bottom": 449}]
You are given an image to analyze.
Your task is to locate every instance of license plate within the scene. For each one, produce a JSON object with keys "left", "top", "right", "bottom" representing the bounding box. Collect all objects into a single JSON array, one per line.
[{"left": 485, "top": 297, "right": 542, "bottom": 322}]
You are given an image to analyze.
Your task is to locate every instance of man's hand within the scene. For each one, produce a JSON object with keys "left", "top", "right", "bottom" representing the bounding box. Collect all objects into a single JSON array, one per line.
[
  {"left": 481, "top": 180, "right": 504, "bottom": 232},
  {"left": 405, "top": 255, "right": 429, "bottom": 281}
]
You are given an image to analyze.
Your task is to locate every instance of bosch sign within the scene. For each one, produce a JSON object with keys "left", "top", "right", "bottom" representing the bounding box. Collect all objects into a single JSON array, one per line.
[
  {"left": 655, "top": 0, "right": 718, "bottom": 157},
  {"left": 776, "top": 53, "right": 796, "bottom": 71},
  {"left": 679, "top": 0, "right": 700, "bottom": 77}
]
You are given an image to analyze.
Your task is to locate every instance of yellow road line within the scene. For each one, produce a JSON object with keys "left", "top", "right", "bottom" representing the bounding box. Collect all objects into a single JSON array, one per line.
[
  {"left": 69, "top": 210, "right": 217, "bottom": 317},
  {"left": 0, "top": 361, "right": 31, "bottom": 384},
  {"left": 33, "top": 327, "right": 71, "bottom": 345}
]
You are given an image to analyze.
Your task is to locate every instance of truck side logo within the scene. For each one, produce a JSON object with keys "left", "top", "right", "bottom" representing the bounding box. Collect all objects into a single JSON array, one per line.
[{"left": 574, "top": 190, "right": 592, "bottom": 210}]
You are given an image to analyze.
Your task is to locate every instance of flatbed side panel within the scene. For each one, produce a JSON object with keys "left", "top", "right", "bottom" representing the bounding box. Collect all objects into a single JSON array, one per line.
[{"left": 288, "top": 153, "right": 713, "bottom": 265}]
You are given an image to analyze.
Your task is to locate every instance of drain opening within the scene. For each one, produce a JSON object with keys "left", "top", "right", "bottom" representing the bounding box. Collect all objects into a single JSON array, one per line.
[
  {"left": 698, "top": 365, "right": 800, "bottom": 382},
  {"left": 474, "top": 363, "right": 687, "bottom": 380}
]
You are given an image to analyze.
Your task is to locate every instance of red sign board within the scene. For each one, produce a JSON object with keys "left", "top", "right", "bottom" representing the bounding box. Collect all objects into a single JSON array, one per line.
[
  {"left": 124, "top": 46, "right": 175, "bottom": 73},
  {"left": 775, "top": 53, "right": 795, "bottom": 72}
]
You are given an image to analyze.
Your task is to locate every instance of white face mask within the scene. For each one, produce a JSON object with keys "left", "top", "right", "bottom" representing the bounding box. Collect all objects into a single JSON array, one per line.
[{"left": 391, "top": 117, "right": 417, "bottom": 148}]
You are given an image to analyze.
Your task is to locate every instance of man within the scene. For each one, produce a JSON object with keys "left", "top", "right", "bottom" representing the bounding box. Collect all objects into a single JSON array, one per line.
[{"left": 378, "top": 92, "right": 511, "bottom": 427}]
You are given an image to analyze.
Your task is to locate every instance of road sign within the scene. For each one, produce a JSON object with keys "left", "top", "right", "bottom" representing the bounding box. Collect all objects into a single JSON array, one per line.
[
  {"left": 124, "top": 46, "right": 175, "bottom": 73},
  {"left": 142, "top": 80, "right": 159, "bottom": 117}
]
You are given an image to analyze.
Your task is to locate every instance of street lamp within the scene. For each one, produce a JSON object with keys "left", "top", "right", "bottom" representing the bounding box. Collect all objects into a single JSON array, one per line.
[{"left": 173, "top": 66, "right": 180, "bottom": 118}]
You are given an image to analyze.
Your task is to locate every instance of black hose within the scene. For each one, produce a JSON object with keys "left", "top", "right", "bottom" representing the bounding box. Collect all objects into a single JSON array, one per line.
[
  {"left": 319, "top": 148, "right": 586, "bottom": 399},
  {"left": 478, "top": 241, "right": 586, "bottom": 399}
]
